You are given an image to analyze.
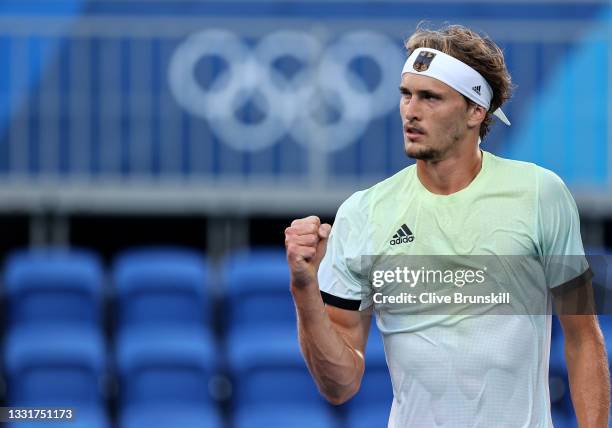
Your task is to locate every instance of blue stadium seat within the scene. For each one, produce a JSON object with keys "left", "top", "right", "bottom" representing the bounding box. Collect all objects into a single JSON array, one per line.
[
  {"left": 113, "top": 247, "right": 210, "bottom": 328},
  {"left": 234, "top": 404, "right": 339, "bottom": 428},
  {"left": 548, "top": 315, "right": 573, "bottom": 417},
  {"left": 116, "top": 330, "right": 219, "bottom": 428},
  {"left": 344, "top": 324, "right": 392, "bottom": 427},
  {"left": 549, "top": 316, "right": 566, "bottom": 377},
  {"left": 4, "top": 248, "right": 104, "bottom": 326},
  {"left": 224, "top": 248, "right": 324, "bottom": 409},
  {"left": 228, "top": 325, "right": 321, "bottom": 406},
  {"left": 3, "top": 248, "right": 109, "bottom": 428},
  {"left": 551, "top": 405, "right": 578, "bottom": 428},
  {"left": 223, "top": 247, "right": 338, "bottom": 428},
  {"left": 116, "top": 327, "right": 217, "bottom": 407},
  {"left": 6, "top": 409, "right": 109, "bottom": 428},
  {"left": 4, "top": 325, "right": 109, "bottom": 428},
  {"left": 223, "top": 247, "right": 293, "bottom": 328},
  {"left": 347, "top": 325, "right": 392, "bottom": 407},
  {"left": 113, "top": 247, "right": 218, "bottom": 428},
  {"left": 120, "top": 405, "right": 222, "bottom": 428},
  {"left": 346, "top": 405, "right": 389, "bottom": 428},
  {"left": 551, "top": 311, "right": 562, "bottom": 339}
]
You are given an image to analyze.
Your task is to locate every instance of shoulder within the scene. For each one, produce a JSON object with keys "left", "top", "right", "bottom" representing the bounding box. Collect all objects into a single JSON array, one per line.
[
  {"left": 533, "top": 166, "right": 577, "bottom": 213},
  {"left": 485, "top": 151, "right": 540, "bottom": 179},
  {"left": 487, "top": 152, "right": 577, "bottom": 221},
  {"left": 534, "top": 165, "right": 570, "bottom": 196},
  {"left": 485, "top": 152, "right": 567, "bottom": 193}
]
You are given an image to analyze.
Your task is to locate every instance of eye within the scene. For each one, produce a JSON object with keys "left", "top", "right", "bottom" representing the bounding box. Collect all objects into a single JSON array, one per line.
[{"left": 399, "top": 87, "right": 411, "bottom": 97}]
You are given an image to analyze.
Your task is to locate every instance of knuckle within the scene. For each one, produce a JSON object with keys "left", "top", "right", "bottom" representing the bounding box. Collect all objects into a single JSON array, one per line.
[{"left": 305, "top": 215, "right": 320, "bottom": 226}]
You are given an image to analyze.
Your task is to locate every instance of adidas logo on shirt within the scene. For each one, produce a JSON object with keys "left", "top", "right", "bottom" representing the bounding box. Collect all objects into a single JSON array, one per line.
[
  {"left": 390, "top": 224, "right": 415, "bottom": 245},
  {"left": 472, "top": 85, "right": 481, "bottom": 95}
]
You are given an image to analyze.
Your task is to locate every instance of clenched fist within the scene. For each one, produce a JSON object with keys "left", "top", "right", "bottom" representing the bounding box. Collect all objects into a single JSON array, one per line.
[{"left": 285, "top": 216, "right": 332, "bottom": 289}]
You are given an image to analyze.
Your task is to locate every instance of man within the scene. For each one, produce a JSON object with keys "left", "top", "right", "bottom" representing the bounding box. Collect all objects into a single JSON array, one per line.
[{"left": 285, "top": 24, "right": 610, "bottom": 427}]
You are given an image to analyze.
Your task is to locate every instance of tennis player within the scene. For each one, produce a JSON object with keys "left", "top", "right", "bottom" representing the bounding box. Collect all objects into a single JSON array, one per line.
[{"left": 285, "top": 24, "right": 610, "bottom": 427}]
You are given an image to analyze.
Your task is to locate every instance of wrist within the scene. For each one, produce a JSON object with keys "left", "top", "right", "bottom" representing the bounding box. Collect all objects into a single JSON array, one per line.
[
  {"left": 290, "top": 271, "right": 319, "bottom": 291},
  {"left": 290, "top": 280, "right": 320, "bottom": 306},
  {"left": 291, "top": 281, "right": 326, "bottom": 316}
]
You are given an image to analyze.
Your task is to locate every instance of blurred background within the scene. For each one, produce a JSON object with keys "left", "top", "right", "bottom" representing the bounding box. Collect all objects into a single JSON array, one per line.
[{"left": 0, "top": 0, "right": 610, "bottom": 427}]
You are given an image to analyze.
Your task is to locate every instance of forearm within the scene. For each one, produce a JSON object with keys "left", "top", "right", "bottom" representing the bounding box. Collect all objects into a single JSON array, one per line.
[
  {"left": 565, "top": 332, "right": 610, "bottom": 427},
  {"left": 291, "top": 281, "right": 364, "bottom": 404}
]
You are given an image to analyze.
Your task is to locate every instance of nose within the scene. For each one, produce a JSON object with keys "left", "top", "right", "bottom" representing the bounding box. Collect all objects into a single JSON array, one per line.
[{"left": 401, "top": 96, "right": 421, "bottom": 122}]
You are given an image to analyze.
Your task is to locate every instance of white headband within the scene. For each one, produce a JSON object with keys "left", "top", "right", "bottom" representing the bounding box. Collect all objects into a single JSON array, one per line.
[{"left": 401, "top": 48, "right": 510, "bottom": 126}]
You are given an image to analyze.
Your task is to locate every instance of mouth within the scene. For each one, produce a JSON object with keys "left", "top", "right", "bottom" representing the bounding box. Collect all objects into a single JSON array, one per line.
[{"left": 404, "top": 124, "right": 426, "bottom": 139}]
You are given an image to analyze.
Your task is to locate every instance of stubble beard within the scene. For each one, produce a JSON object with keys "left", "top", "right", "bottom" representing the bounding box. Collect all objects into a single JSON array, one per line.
[
  {"left": 404, "top": 128, "right": 463, "bottom": 162},
  {"left": 404, "top": 139, "right": 442, "bottom": 161}
]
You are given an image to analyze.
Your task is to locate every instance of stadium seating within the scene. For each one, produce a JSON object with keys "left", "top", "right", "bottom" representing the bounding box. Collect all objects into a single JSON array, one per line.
[
  {"left": 120, "top": 405, "right": 223, "bottom": 428},
  {"left": 116, "top": 330, "right": 221, "bottom": 428},
  {"left": 223, "top": 247, "right": 294, "bottom": 328},
  {"left": 4, "top": 248, "right": 104, "bottom": 327},
  {"left": 551, "top": 406, "right": 578, "bottom": 428},
  {"left": 113, "top": 247, "right": 211, "bottom": 328},
  {"left": 3, "top": 248, "right": 109, "bottom": 428},
  {"left": 228, "top": 326, "right": 321, "bottom": 406},
  {"left": 112, "top": 247, "right": 219, "bottom": 428},
  {"left": 234, "top": 404, "right": 339, "bottom": 428},
  {"left": 224, "top": 248, "right": 338, "bottom": 425},
  {"left": 549, "top": 316, "right": 566, "bottom": 376},
  {"left": 1, "top": 245, "right": 608, "bottom": 427},
  {"left": 345, "top": 324, "right": 392, "bottom": 427},
  {"left": 115, "top": 326, "right": 217, "bottom": 405},
  {"left": 4, "top": 324, "right": 109, "bottom": 428}
]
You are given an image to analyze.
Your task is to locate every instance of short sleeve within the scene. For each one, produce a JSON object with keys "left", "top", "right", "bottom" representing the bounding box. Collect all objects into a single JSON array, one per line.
[
  {"left": 536, "top": 168, "right": 591, "bottom": 290},
  {"left": 318, "top": 191, "right": 371, "bottom": 311}
]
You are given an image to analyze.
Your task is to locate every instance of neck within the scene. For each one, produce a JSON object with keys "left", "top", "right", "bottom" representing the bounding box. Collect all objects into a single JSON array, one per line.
[{"left": 416, "top": 141, "right": 483, "bottom": 195}]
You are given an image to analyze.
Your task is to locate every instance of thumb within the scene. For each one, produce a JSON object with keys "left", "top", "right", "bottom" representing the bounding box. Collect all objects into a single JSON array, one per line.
[
  {"left": 318, "top": 223, "right": 332, "bottom": 243},
  {"left": 314, "top": 223, "right": 332, "bottom": 267}
]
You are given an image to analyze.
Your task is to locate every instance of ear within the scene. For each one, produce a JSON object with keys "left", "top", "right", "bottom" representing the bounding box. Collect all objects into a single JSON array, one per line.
[{"left": 466, "top": 103, "right": 487, "bottom": 129}]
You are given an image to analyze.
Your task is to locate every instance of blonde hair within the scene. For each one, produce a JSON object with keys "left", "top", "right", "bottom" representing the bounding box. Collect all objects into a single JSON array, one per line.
[{"left": 405, "top": 23, "right": 513, "bottom": 139}]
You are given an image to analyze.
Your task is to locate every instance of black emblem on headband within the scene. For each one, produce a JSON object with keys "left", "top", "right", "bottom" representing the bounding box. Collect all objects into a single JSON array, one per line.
[{"left": 413, "top": 51, "right": 436, "bottom": 72}]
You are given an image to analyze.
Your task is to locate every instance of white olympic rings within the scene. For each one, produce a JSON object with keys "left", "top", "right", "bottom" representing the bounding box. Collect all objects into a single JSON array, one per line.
[{"left": 169, "top": 29, "right": 404, "bottom": 152}]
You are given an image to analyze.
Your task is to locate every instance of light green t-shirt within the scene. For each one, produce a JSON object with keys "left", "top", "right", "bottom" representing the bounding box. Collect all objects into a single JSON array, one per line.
[{"left": 318, "top": 150, "right": 590, "bottom": 428}]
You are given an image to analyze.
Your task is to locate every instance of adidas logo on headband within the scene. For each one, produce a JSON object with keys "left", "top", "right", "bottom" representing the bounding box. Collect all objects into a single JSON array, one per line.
[{"left": 472, "top": 85, "right": 481, "bottom": 95}]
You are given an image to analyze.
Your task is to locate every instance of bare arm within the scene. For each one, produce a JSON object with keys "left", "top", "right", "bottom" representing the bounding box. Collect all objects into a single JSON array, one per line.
[
  {"left": 285, "top": 216, "right": 371, "bottom": 405},
  {"left": 556, "top": 281, "right": 610, "bottom": 427}
]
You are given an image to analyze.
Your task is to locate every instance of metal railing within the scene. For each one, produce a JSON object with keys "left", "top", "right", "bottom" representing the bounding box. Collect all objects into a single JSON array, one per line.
[{"left": 0, "top": 2, "right": 609, "bottom": 215}]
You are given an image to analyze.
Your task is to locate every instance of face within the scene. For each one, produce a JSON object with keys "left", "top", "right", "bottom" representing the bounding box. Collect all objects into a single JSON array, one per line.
[{"left": 399, "top": 73, "right": 479, "bottom": 161}]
